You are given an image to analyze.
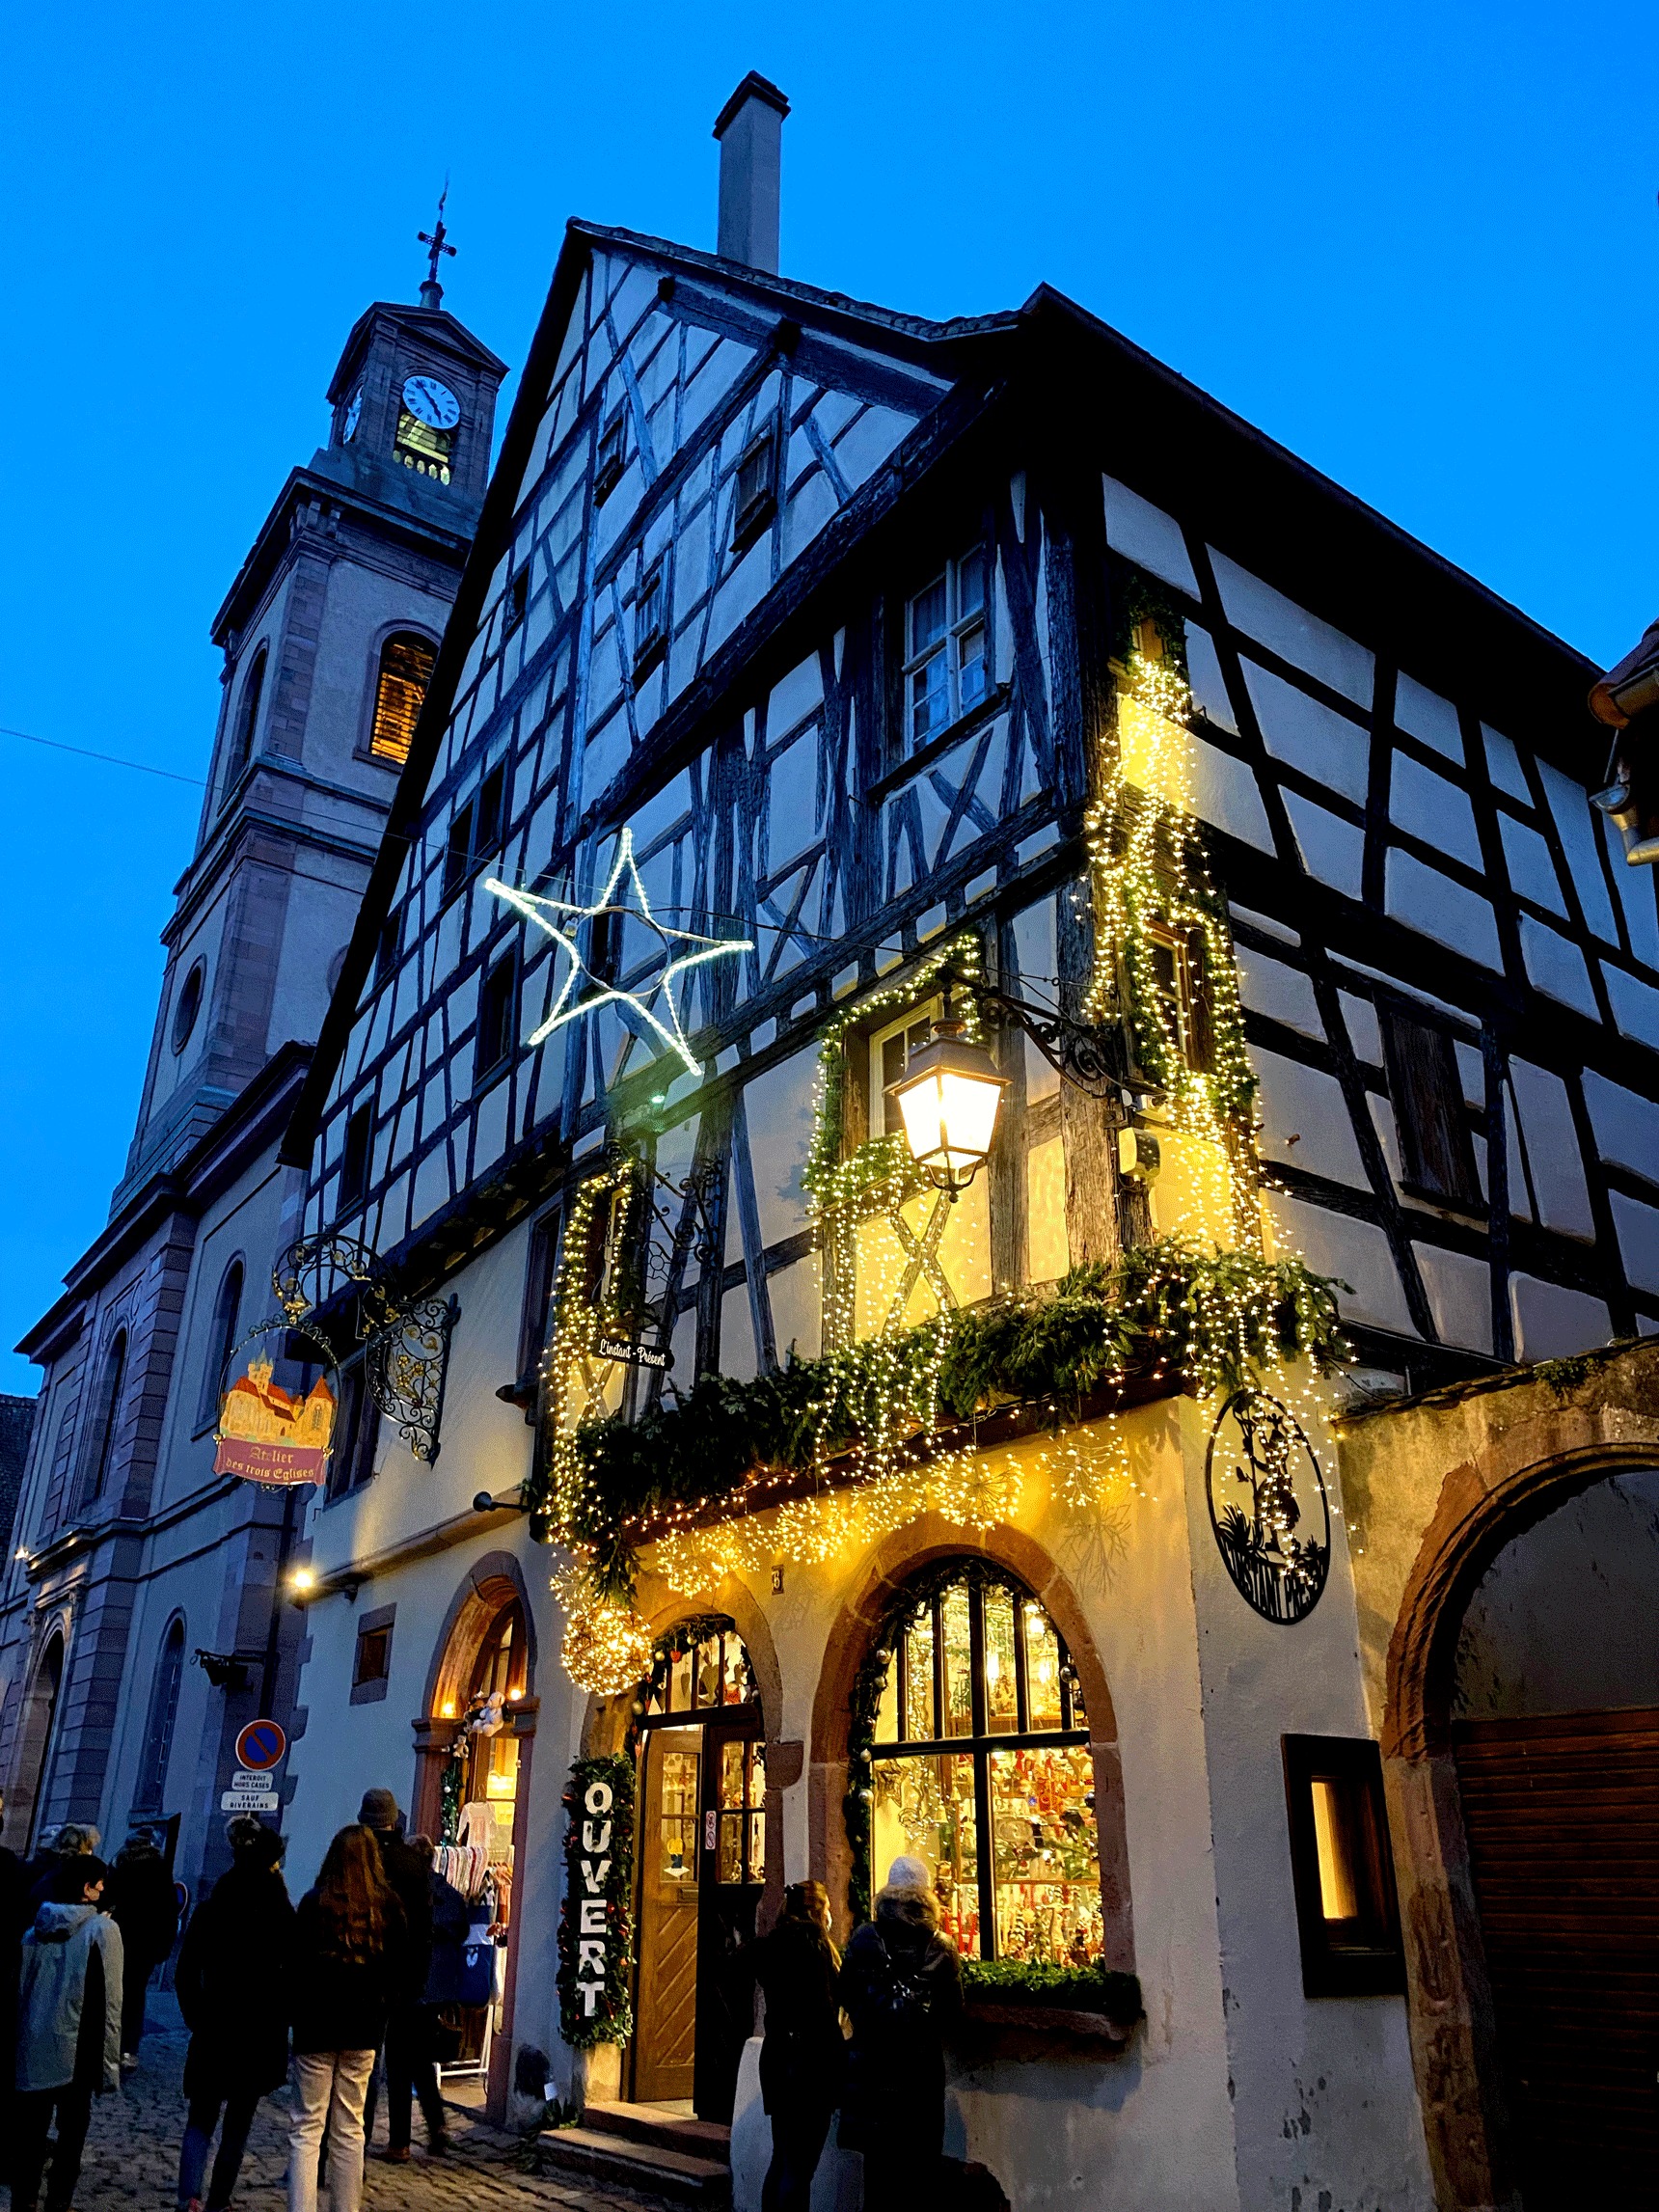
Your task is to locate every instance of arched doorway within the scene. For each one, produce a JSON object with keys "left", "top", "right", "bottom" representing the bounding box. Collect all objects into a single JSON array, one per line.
[
  {"left": 1445, "top": 1468, "right": 1659, "bottom": 2203},
  {"left": 11, "top": 1631, "right": 65, "bottom": 1850},
  {"left": 628, "top": 1618, "right": 766, "bottom": 2122}
]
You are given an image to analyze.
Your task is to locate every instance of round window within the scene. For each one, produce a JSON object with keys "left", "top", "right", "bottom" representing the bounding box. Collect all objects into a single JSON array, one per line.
[{"left": 171, "top": 962, "right": 204, "bottom": 1054}]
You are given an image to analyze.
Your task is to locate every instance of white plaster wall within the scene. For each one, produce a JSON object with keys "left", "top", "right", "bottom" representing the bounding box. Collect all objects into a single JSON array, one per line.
[{"left": 1183, "top": 1395, "right": 1433, "bottom": 2212}]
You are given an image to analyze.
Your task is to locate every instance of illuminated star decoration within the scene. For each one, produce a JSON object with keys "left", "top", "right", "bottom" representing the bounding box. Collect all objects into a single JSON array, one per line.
[{"left": 485, "top": 830, "right": 751, "bottom": 1079}]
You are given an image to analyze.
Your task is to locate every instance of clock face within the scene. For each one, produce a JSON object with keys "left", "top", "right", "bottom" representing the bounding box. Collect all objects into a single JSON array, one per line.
[
  {"left": 342, "top": 386, "right": 364, "bottom": 443},
  {"left": 402, "top": 375, "right": 460, "bottom": 431}
]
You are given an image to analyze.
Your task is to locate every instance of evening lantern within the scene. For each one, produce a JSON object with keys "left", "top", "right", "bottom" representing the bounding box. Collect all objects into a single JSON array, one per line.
[{"left": 886, "top": 1011, "right": 1009, "bottom": 1197}]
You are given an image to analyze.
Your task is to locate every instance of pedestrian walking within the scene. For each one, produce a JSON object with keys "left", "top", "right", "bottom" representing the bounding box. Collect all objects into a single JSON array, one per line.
[
  {"left": 353, "top": 1788, "right": 431, "bottom": 2156},
  {"left": 751, "top": 1880, "right": 844, "bottom": 2212},
  {"left": 106, "top": 1829, "right": 180, "bottom": 2067},
  {"left": 379, "top": 1835, "right": 463, "bottom": 2160},
  {"left": 175, "top": 1816, "right": 296, "bottom": 2212},
  {"left": 837, "top": 1855, "right": 963, "bottom": 2212},
  {"left": 23, "top": 1823, "right": 100, "bottom": 1923},
  {"left": 12, "top": 1853, "right": 124, "bottom": 2212},
  {"left": 286, "top": 1824, "right": 408, "bottom": 2212}
]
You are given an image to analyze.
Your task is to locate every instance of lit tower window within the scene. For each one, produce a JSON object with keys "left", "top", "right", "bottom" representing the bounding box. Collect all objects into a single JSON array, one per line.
[{"left": 369, "top": 634, "right": 436, "bottom": 765}]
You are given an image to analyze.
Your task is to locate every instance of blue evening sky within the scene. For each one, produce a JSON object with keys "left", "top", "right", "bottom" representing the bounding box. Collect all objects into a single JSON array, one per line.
[{"left": 2, "top": 1, "right": 1654, "bottom": 1393}]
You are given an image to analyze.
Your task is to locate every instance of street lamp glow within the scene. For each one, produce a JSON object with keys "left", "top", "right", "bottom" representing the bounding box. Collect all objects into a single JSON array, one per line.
[
  {"left": 289, "top": 1567, "right": 316, "bottom": 1594},
  {"left": 887, "top": 1016, "right": 1008, "bottom": 1198}
]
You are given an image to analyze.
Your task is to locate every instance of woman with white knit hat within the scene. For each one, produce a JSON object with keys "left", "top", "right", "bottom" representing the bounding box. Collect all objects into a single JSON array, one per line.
[{"left": 837, "top": 1855, "right": 962, "bottom": 2212}]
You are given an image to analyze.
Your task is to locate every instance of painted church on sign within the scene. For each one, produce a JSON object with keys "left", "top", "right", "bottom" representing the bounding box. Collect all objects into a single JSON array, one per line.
[{"left": 9, "top": 72, "right": 1659, "bottom": 2212}]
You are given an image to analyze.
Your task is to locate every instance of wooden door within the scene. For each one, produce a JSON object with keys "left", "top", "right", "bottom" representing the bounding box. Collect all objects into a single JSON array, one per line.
[
  {"left": 694, "top": 1723, "right": 766, "bottom": 2123},
  {"left": 1455, "top": 1707, "right": 1659, "bottom": 2201},
  {"left": 632, "top": 1725, "right": 701, "bottom": 2102}
]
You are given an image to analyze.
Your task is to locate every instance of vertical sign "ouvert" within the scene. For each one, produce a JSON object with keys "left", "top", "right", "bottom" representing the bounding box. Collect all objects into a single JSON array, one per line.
[{"left": 556, "top": 1753, "right": 636, "bottom": 2048}]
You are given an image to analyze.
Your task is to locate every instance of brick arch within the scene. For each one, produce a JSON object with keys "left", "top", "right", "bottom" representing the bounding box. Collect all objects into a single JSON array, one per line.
[
  {"left": 804, "top": 1514, "right": 1132, "bottom": 1969},
  {"left": 1378, "top": 1387, "right": 1659, "bottom": 2212}
]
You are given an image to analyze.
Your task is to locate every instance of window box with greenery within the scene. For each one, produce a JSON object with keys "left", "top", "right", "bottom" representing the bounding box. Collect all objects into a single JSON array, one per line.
[{"left": 954, "top": 1961, "right": 1143, "bottom": 2055}]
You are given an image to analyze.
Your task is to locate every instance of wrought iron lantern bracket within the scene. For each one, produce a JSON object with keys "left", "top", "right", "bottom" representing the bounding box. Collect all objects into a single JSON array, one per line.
[
  {"left": 269, "top": 1236, "right": 456, "bottom": 1464},
  {"left": 938, "top": 967, "right": 1141, "bottom": 1102}
]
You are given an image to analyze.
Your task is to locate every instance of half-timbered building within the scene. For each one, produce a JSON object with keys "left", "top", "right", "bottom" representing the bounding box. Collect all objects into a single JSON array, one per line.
[{"left": 274, "top": 80, "right": 1659, "bottom": 2211}]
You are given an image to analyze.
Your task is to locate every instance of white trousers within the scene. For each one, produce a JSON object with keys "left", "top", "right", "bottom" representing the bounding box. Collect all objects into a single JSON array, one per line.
[{"left": 288, "top": 2048, "right": 375, "bottom": 2212}]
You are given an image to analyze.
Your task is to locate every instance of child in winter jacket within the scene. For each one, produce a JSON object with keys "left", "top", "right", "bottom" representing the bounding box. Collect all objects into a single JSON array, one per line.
[{"left": 13, "top": 1854, "right": 124, "bottom": 2212}]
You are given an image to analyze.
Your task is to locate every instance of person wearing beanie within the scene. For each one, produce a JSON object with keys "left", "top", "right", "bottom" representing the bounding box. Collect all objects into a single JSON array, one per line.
[
  {"left": 13, "top": 1854, "right": 123, "bottom": 2212},
  {"left": 174, "top": 1816, "right": 296, "bottom": 2212},
  {"left": 750, "top": 1881, "right": 844, "bottom": 2212},
  {"left": 106, "top": 1831, "right": 180, "bottom": 2067},
  {"left": 352, "top": 1791, "right": 432, "bottom": 2161},
  {"left": 838, "top": 1855, "right": 962, "bottom": 2212}
]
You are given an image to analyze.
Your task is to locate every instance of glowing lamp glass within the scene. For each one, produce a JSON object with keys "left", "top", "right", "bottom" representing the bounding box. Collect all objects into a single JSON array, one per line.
[{"left": 888, "top": 1026, "right": 1008, "bottom": 1193}]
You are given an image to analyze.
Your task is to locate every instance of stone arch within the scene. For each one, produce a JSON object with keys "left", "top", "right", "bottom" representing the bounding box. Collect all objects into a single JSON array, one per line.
[
  {"left": 1367, "top": 1357, "right": 1659, "bottom": 2212},
  {"left": 805, "top": 1514, "right": 1131, "bottom": 1967},
  {"left": 9, "top": 1621, "right": 68, "bottom": 1851},
  {"left": 411, "top": 1550, "right": 538, "bottom": 1840}
]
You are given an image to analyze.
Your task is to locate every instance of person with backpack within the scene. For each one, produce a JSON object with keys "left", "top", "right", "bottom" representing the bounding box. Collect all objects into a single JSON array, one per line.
[
  {"left": 12, "top": 1854, "right": 123, "bottom": 2212},
  {"left": 378, "top": 1835, "right": 464, "bottom": 2161},
  {"left": 838, "top": 1855, "right": 962, "bottom": 2212},
  {"left": 287, "top": 1824, "right": 408, "bottom": 2212},
  {"left": 174, "top": 1816, "right": 295, "bottom": 2212},
  {"left": 105, "top": 1830, "right": 180, "bottom": 2067},
  {"left": 751, "top": 1880, "right": 844, "bottom": 2212}
]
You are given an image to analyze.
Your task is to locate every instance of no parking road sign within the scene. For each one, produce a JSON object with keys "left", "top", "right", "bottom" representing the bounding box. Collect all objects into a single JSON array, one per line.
[{"left": 235, "top": 1719, "right": 286, "bottom": 1772}]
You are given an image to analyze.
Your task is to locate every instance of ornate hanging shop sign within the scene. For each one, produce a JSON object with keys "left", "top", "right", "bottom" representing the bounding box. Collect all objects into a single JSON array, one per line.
[
  {"left": 274, "top": 1234, "right": 455, "bottom": 1464},
  {"left": 1205, "top": 1390, "right": 1330, "bottom": 1625},
  {"left": 556, "top": 1754, "right": 636, "bottom": 2047},
  {"left": 213, "top": 1320, "right": 339, "bottom": 1487}
]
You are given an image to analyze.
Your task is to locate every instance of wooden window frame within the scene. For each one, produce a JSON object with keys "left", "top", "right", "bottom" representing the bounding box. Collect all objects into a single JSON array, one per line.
[
  {"left": 1379, "top": 1005, "right": 1483, "bottom": 1214},
  {"left": 339, "top": 1103, "right": 373, "bottom": 1212},
  {"left": 475, "top": 947, "right": 518, "bottom": 1085},
  {"left": 634, "top": 556, "right": 667, "bottom": 680},
  {"left": 1281, "top": 1734, "right": 1405, "bottom": 1997},
  {"left": 351, "top": 1604, "right": 396, "bottom": 1705},
  {"left": 594, "top": 405, "right": 627, "bottom": 504},
  {"left": 730, "top": 427, "right": 779, "bottom": 554},
  {"left": 902, "top": 545, "right": 992, "bottom": 756}
]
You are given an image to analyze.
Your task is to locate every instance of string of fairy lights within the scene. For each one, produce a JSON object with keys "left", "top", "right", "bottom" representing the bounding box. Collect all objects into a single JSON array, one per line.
[{"left": 530, "top": 636, "right": 1347, "bottom": 1694}]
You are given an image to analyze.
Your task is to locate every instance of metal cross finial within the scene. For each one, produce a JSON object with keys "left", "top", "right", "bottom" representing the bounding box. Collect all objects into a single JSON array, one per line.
[{"left": 418, "top": 181, "right": 457, "bottom": 306}]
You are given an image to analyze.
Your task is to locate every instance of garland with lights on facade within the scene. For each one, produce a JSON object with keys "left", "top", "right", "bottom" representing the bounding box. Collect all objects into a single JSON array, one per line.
[
  {"left": 556, "top": 1753, "right": 636, "bottom": 2048},
  {"left": 1085, "top": 596, "right": 1261, "bottom": 1249},
  {"left": 542, "top": 1240, "right": 1348, "bottom": 1668}
]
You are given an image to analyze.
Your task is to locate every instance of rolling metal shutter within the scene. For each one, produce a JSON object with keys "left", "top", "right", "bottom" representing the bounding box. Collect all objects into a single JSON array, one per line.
[{"left": 1455, "top": 1707, "right": 1659, "bottom": 2198}]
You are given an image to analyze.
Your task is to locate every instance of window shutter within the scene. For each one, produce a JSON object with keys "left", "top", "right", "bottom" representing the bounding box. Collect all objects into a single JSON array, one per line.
[{"left": 1380, "top": 1009, "right": 1481, "bottom": 1206}]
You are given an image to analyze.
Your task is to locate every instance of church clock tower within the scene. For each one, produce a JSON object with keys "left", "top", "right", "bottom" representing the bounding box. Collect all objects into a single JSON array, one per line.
[{"left": 0, "top": 238, "right": 503, "bottom": 1877}]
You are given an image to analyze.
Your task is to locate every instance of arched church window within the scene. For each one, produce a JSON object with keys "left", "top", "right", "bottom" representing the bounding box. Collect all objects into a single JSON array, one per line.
[
  {"left": 230, "top": 647, "right": 266, "bottom": 779},
  {"left": 200, "top": 1260, "right": 243, "bottom": 1426},
  {"left": 862, "top": 1564, "right": 1101, "bottom": 1963},
  {"left": 369, "top": 634, "right": 436, "bottom": 766},
  {"left": 80, "top": 1330, "right": 128, "bottom": 1510},
  {"left": 133, "top": 1618, "right": 185, "bottom": 1816}
]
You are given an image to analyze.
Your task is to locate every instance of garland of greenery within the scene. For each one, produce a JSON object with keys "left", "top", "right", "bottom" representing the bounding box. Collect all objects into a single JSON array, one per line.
[
  {"left": 554, "top": 1239, "right": 1347, "bottom": 1606},
  {"left": 555, "top": 1753, "right": 636, "bottom": 2049},
  {"left": 960, "top": 1957, "right": 1143, "bottom": 2020}
]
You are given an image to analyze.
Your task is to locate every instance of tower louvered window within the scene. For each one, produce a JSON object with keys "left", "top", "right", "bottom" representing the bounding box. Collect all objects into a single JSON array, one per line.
[{"left": 369, "top": 635, "right": 436, "bottom": 765}]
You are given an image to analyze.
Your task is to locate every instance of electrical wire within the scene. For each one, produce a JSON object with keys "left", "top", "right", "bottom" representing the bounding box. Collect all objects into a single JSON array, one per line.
[{"left": 0, "top": 723, "right": 205, "bottom": 788}]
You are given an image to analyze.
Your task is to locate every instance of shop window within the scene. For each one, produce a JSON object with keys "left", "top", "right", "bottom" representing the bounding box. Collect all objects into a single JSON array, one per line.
[
  {"left": 905, "top": 547, "right": 989, "bottom": 752},
  {"left": 351, "top": 1605, "right": 395, "bottom": 1705},
  {"left": 338, "top": 1103, "right": 373, "bottom": 1211},
  {"left": 639, "top": 1621, "right": 758, "bottom": 1719},
  {"left": 368, "top": 635, "right": 435, "bottom": 766},
  {"left": 1281, "top": 1734, "right": 1404, "bottom": 1997},
  {"left": 866, "top": 1566, "right": 1099, "bottom": 1962},
  {"left": 1381, "top": 1008, "right": 1482, "bottom": 1209},
  {"left": 731, "top": 428, "right": 778, "bottom": 553},
  {"left": 461, "top": 1601, "right": 529, "bottom": 1809}
]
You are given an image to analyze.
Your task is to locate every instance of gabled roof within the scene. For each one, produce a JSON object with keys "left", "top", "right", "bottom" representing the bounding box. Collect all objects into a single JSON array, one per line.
[
  {"left": 326, "top": 298, "right": 508, "bottom": 404},
  {"left": 280, "top": 215, "right": 1601, "bottom": 1169}
]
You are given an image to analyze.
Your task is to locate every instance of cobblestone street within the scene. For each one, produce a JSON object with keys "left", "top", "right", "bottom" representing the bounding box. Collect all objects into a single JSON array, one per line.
[{"left": 27, "top": 2019, "right": 677, "bottom": 2212}]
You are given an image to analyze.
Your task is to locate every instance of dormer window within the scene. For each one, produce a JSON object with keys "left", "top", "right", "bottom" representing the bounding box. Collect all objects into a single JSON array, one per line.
[
  {"left": 595, "top": 407, "right": 627, "bottom": 503},
  {"left": 731, "top": 430, "right": 778, "bottom": 553},
  {"left": 906, "top": 547, "right": 989, "bottom": 751},
  {"left": 394, "top": 374, "right": 460, "bottom": 483}
]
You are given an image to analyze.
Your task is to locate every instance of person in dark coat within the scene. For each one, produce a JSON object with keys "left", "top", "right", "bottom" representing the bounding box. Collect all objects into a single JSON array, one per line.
[
  {"left": 838, "top": 1855, "right": 963, "bottom": 2212},
  {"left": 106, "top": 1831, "right": 180, "bottom": 2066},
  {"left": 752, "top": 1880, "right": 844, "bottom": 2212},
  {"left": 0, "top": 1788, "right": 28, "bottom": 2183},
  {"left": 379, "top": 1835, "right": 464, "bottom": 2160},
  {"left": 23, "top": 1824, "right": 100, "bottom": 1924},
  {"left": 12, "top": 1855, "right": 123, "bottom": 2212},
  {"left": 352, "top": 1789, "right": 432, "bottom": 2157},
  {"left": 287, "top": 1824, "right": 408, "bottom": 2212},
  {"left": 174, "top": 1816, "right": 295, "bottom": 2212}
]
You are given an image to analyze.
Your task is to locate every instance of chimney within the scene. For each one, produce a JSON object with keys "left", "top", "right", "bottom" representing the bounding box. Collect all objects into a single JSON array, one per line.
[{"left": 714, "top": 72, "right": 790, "bottom": 273}]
